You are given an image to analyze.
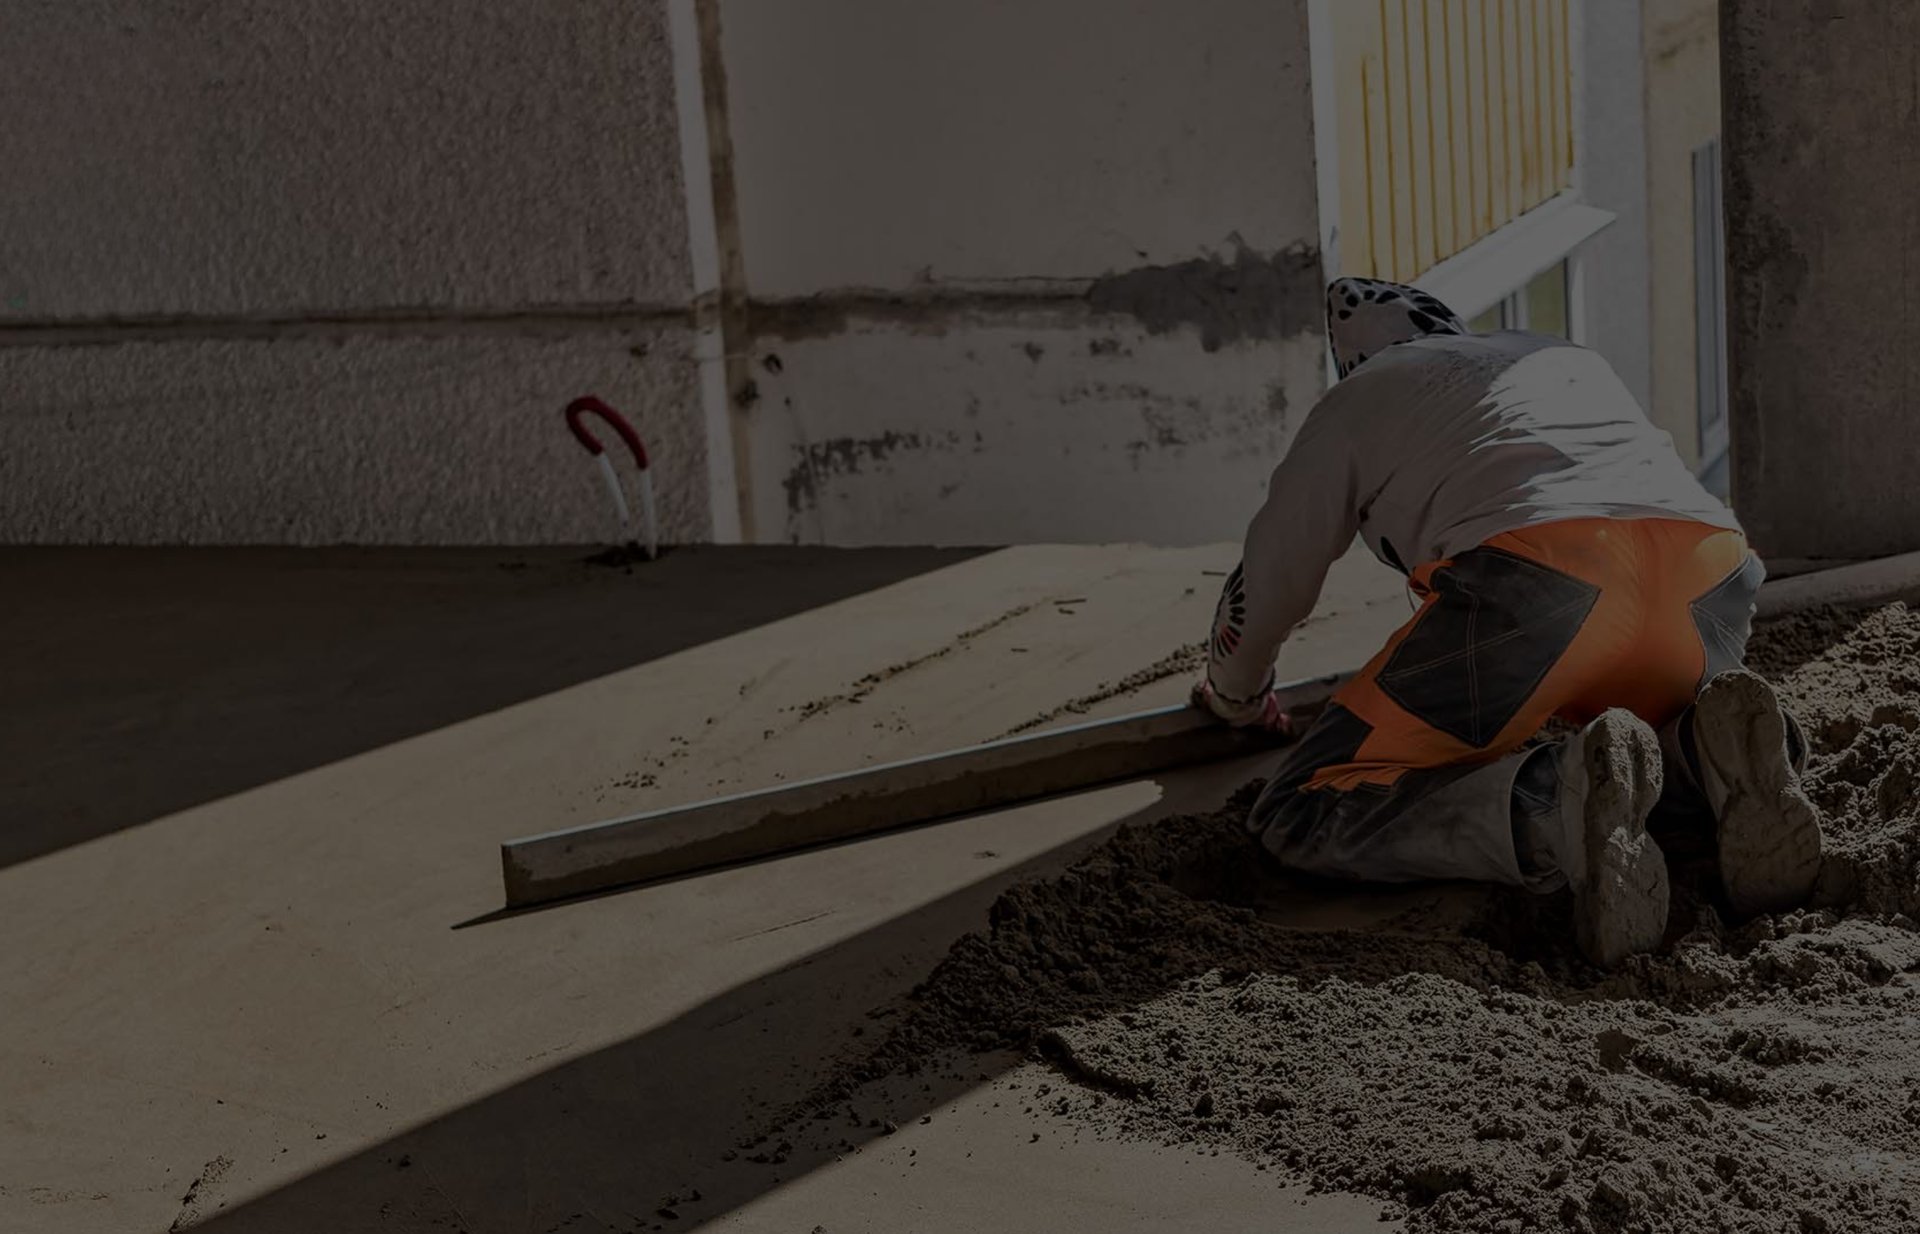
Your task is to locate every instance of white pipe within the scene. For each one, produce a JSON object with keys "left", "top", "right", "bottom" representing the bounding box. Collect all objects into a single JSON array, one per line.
[
  {"left": 1756, "top": 550, "right": 1920, "bottom": 620},
  {"left": 594, "top": 452, "right": 631, "bottom": 537},
  {"left": 637, "top": 468, "right": 660, "bottom": 561}
]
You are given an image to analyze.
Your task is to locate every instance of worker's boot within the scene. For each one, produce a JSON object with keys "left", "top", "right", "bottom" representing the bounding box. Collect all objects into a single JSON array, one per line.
[
  {"left": 1549, "top": 709, "right": 1671, "bottom": 968},
  {"left": 1688, "top": 669, "right": 1824, "bottom": 916}
]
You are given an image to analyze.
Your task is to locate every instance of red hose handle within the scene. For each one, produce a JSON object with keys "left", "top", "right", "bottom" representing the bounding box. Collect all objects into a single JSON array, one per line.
[{"left": 565, "top": 396, "right": 649, "bottom": 470}]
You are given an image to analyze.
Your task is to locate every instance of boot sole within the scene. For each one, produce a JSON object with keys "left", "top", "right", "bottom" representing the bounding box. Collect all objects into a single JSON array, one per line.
[
  {"left": 1696, "top": 671, "right": 1824, "bottom": 916},
  {"left": 1573, "top": 711, "right": 1671, "bottom": 969}
]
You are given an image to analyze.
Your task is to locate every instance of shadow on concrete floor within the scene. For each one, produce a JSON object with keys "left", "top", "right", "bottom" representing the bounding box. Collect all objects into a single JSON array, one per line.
[
  {"left": 180, "top": 767, "right": 1477, "bottom": 1234},
  {"left": 0, "top": 544, "right": 983, "bottom": 870},
  {"left": 184, "top": 805, "right": 1147, "bottom": 1234}
]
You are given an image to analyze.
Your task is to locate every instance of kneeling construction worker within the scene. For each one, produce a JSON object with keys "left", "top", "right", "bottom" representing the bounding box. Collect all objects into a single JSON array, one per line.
[{"left": 1194, "top": 276, "right": 1824, "bottom": 967}]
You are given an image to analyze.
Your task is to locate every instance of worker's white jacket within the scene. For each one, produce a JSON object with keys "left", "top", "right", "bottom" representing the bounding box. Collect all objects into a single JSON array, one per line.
[{"left": 1206, "top": 327, "right": 1743, "bottom": 704}]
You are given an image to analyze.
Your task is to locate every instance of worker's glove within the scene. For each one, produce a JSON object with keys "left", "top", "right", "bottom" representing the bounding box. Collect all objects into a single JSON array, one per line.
[{"left": 1191, "top": 678, "right": 1293, "bottom": 737}]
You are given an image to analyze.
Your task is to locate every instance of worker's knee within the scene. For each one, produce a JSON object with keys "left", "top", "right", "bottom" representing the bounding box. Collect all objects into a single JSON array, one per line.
[{"left": 1246, "top": 779, "right": 1383, "bottom": 881}]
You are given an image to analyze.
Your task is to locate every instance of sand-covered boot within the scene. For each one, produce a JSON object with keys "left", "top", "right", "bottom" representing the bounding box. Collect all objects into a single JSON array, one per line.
[
  {"left": 1553, "top": 710, "right": 1671, "bottom": 968},
  {"left": 1690, "top": 669, "right": 1824, "bottom": 916}
]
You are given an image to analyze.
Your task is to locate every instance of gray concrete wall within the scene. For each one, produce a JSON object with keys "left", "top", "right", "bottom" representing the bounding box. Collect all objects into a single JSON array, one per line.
[
  {"left": 716, "top": 0, "right": 1326, "bottom": 546},
  {"left": 0, "top": 0, "right": 708, "bottom": 545},
  {"left": 1721, "top": 1, "right": 1920, "bottom": 561}
]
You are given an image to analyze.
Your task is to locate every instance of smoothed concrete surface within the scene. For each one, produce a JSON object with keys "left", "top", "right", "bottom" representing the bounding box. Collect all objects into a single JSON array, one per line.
[
  {"left": 0, "top": 542, "right": 1409, "bottom": 1232},
  {"left": 705, "top": 1065, "right": 1396, "bottom": 1233},
  {"left": 0, "top": 544, "right": 980, "bottom": 869}
]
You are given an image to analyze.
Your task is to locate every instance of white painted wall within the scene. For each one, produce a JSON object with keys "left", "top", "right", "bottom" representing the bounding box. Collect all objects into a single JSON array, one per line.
[
  {"left": 723, "top": 0, "right": 1320, "bottom": 294},
  {"left": 751, "top": 318, "right": 1319, "bottom": 546},
  {"left": 716, "top": 0, "right": 1327, "bottom": 546}
]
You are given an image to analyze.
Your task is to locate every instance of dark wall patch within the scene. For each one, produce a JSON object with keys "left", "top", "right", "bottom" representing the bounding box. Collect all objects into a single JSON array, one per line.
[
  {"left": 1263, "top": 379, "right": 1289, "bottom": 423},
  {"left": 748, "top": 288, "right": 1085, "bottom": 343},
  {"left": 782, "top": 431, "right": 928, "bottom": 515},
  {"left": 1087, "top": 241, "right": 1324, "bottom": 352}
]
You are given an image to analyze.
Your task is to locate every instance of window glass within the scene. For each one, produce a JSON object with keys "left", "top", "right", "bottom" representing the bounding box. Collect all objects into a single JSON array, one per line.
[{"left": 1524, "top": 261, "right": 1570, "bottom": 339}]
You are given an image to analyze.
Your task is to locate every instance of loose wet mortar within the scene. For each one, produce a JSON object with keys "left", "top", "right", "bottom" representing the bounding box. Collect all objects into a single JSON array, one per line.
[{"left": 755, "top": 603, "right": 1920, "bottom": 1233}]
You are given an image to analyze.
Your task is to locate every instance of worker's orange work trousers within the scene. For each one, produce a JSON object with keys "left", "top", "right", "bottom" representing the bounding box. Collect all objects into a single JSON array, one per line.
[{"left": 1247, "top": 517, "right": 1763, "bottom": 890}]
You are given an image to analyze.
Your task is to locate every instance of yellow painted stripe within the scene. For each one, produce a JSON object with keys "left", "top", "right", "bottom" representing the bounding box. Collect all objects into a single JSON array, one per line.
[
  {"left": 1545, "top": 0, "right": 1562, "bottom": 190},
  {"left": 1535, "top": 0, "right": 1545, "bottom": 203},
  {"left": 1404, "top": 0, "right": 1435, "bottom": 274},
  {"left": 1331, "top": 1, "right": 1373, "bottom": 276},
  {"left": 1436, "top": 0, "right": 1459, "bottom": 261},
  {"left": 1497, "top": 0, "right": 1512, "bottom": 226},
  {"left": 1551, "top": 0, "right": 1566, "bottom": 188},
  {"left": 1364, "top": 14, "right": 1395, "bottom": 277},
  {"left": 1382, "top": 0, "right": 1415, "bottom": 279},
  {"left": 1463, "top": 0, "right": 1489, "bottom": 237},
  {"left": 1327, "top": 0, "right": 1577, "bottom": 279}
]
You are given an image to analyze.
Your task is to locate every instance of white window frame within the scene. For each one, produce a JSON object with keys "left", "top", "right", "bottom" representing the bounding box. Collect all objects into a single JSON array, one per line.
[
  {"left": 1411, "top": 192, "right": 1610, "bottom": 341},
  {"left": 1306, "top": 1, "right": 1607, "bottom": 359},
  {"left": 1694, "top": 138, "right": 1731, "bottom": 477}
]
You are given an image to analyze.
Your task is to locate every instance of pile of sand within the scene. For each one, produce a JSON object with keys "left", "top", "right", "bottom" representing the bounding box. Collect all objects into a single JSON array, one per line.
[{"left": 799, "top": 603, "right": 1920, "bottom": 1233}]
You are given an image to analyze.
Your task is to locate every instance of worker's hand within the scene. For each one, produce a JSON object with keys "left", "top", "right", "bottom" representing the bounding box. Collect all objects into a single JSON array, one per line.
[{"left": 1191, "top": 678, "right": 1293, "bottom": 737}]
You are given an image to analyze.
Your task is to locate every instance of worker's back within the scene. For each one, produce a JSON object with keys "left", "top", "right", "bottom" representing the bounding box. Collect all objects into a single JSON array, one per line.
[{"left": 1311, "top": 327, "right": 1739, "bottom": 575}]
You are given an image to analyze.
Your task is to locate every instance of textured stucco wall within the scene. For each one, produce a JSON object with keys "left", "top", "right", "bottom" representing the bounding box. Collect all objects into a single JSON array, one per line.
[
  {"left": 718, "top": 0, "right": 1326, "bottom": 546},
  {"left": 0, "top": 329, "right": 702, "bottom": 545},
  {"left": 1643, "top": 0, "right": 1720, "bottom": 473},
  {"left": 0, "top": 1, "right": 689, "bottom": 317},
  {"left": 0, "top": 0, "right": 706, "bottom": 545},
  {"left": 1721, "top": 1, "right": 1920, "bottom": 561}
]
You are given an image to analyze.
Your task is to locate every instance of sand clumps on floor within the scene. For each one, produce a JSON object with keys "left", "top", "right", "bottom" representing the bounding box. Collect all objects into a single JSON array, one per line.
[{"left": 805, "top": 603, "right": 1920, "bottom": 1233}]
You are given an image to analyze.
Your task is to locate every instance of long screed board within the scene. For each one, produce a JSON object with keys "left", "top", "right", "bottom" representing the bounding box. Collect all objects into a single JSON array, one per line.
[{"left": 498, "top": 670, "right": 1350, "bottom": 908}]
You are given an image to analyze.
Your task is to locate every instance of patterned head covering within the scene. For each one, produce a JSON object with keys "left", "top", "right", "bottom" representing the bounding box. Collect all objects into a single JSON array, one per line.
[{"left": 1325, "top": 277, "right": 1468, "bottom": 379}]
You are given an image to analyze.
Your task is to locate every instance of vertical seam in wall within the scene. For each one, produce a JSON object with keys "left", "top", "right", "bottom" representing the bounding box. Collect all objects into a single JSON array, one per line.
[
  {"left": 1363, "top": 60, "right": 1379, "bottom": 278},
  {"left": 1566, "top": 0, "right": 1588, "bottom": 345},
  {"left": 1380, "top": 0, "right": 1400, "bottom": 280},
  {"left": 689, "top": 0, "right": 758, "bottom": 543},
  {"left": 1307, "top": 0, "right": 1343, "bottom": 388},
  {"left": 667, "top": 0, "right": 741, "bottom": 542},
  {"left": 1422, "top": 1, "right": 1442, "bottom": 262},
  {"left": 1532, "top": 0, "right": 1547, "bottom": 204},
  {"left": 1561, "top": 0, "right": 1574, "bottom": 184},
  {"left": 1638, "top": 0, "right": 1658, "bottom": 408},
  {"left": 1399, "top": 0, "right": 1419, "bottom": 278},
  {"left": 1480, "top": 5, "right": 1494, "bottom": 232},
  {"left": 1443, "top": 4, "right": 1451, "bottom": 259}
]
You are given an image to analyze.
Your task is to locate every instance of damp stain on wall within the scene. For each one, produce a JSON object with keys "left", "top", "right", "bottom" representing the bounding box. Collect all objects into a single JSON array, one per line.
[
  {"left": 782, "top": 430, "right": 947, "bottom": 515},
  {"left": 1086, "top": 240, "right": 1323, "bottom": 352},
  {"left": 742, "top": 242, "right": 1324, "bottom": 354}
]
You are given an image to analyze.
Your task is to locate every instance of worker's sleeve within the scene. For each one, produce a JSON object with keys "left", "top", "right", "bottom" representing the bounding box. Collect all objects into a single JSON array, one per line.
[{"left": 1205, "top": 400, "right": 1365, "bottom": 704}]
